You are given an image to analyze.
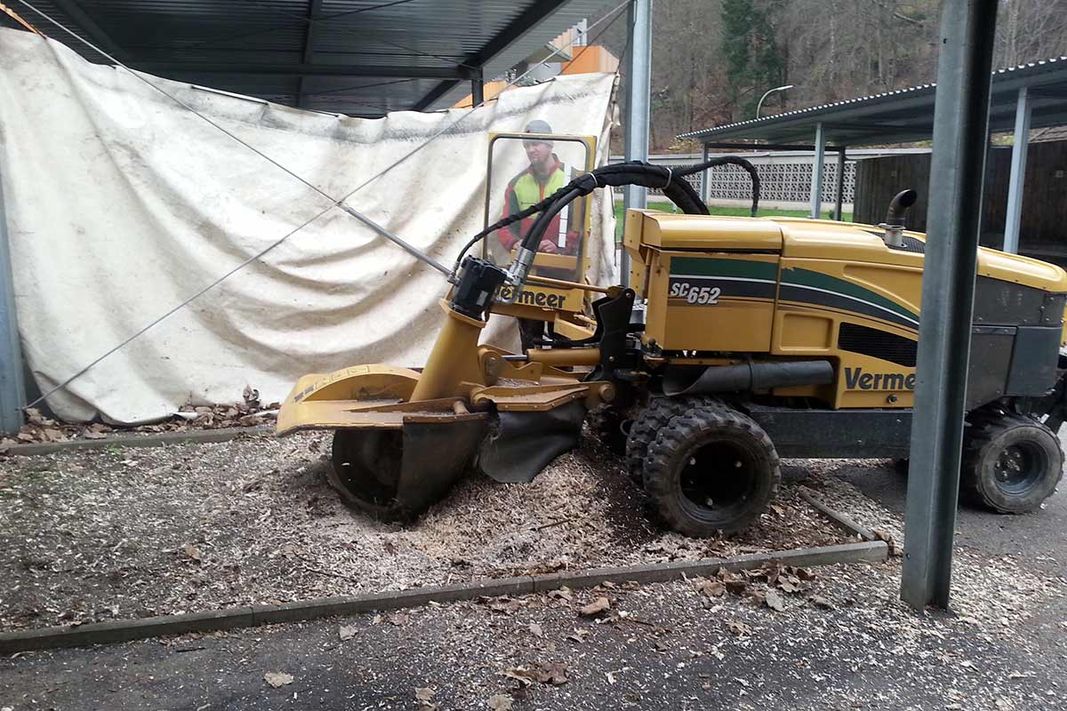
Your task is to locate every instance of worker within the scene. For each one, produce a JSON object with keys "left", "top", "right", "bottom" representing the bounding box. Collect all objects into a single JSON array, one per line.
[{"left": 497, "top": 119, "right": 579, "bottom": 256}]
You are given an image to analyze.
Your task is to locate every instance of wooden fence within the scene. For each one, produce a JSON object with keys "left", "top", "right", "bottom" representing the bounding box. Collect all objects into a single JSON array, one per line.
[{"left": 853, "top": 141, "right": 1067, "bottom": 264}]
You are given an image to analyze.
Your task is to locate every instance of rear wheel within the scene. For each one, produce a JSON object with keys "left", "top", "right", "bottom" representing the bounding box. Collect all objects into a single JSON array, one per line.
[
  {"left": 643, "top": 403, "right": 780, "bottom": 536},
  {"left": 961, "top": 413, "right": 1063, "bottom": 514},
  {"left": 329, "top": 429, "right": 410, "bottom": 521}
]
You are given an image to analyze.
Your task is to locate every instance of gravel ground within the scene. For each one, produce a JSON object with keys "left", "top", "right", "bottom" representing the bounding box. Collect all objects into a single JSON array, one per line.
[
  {"left": 2, "top": 444, "right": 1064, "bottom": 709},
  {"left": 0, "top": 431, "right": 852, "bottom": 631},
  {"left": 1, "top": 553, "right": 1062, "bottom": 710}
]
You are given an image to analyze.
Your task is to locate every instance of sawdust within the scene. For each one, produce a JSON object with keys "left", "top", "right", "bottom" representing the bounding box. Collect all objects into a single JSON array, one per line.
[{"left": 0, "top": 430, "right": 848, "bottom": 631}]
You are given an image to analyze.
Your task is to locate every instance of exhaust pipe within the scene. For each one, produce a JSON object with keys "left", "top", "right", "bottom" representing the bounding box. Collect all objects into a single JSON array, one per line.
[
  {"left": 879, "top": 189, "right": 917, "bottom": 247},
  {"left": 664, "top": 360, "right": 835, "bottom": 397}
]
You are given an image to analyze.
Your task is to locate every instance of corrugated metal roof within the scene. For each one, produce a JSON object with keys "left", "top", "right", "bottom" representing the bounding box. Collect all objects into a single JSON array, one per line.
[
  {"left": 679, "top": 56, "right": 1067, "bottom": 147},
  {"left": 1, "top": 0, "right": 617, "bottom": 116}
]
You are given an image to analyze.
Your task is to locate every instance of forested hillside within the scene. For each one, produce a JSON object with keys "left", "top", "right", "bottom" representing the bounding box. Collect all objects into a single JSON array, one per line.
[{"left": 598, "top": 0, "right": 1067, "bottom": 150}]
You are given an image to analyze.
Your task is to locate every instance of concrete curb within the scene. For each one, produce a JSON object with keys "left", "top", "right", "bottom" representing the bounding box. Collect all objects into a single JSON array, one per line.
[
  {"left": 0, "top": 540, "right": 887, "bottom": 653},
  {"left": 3, "top": 426, "right": 273, "bottom": 456}
]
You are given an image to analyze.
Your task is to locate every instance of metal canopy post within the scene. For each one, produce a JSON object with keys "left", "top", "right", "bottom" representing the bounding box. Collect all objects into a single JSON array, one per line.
[
  {"left": 0, "top": 155, "right": 26, "bottom": 434},
  {"left": 808, "top": 123, "right": 825, "bottom": 218},
  {"left": 1003, "top": 86, "right": 1031, "bottom": 253},
  {"left": 471, "top": 68, "right": 485, "bottom": 107},
  {"left": 834, "top": 149, "right": 846, "bottom": 220},
  {"left": 700, "top": 142, "right": 711, "bottom": 204},
  {"left": 621, "top": 0, "right": 652, "bottom": 286},
  {"left": 901, "top": 0, "right": 998, "bottom": 610}
]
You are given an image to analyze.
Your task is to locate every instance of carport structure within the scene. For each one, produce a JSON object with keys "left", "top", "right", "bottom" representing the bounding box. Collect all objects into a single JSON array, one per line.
[
  {"left": 0, "top": 0, "right": 644, "bottom": 436},
  {"left": 679, "top": 56, "right": 1067, "bottom": 254},
  {"left": 0, "top": 0, "right": 617, "bottom": 116}
]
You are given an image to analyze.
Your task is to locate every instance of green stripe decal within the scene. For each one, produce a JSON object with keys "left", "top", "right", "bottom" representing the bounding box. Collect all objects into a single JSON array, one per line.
[
  {"left": 782, "top": 268, "right": 918, "bottom": 322},
  {"left": 669, "top": 257, "right": 778, "bottom": 281}
]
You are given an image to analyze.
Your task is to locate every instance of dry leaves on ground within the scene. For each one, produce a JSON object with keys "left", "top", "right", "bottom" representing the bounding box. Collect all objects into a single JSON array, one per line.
[
  {"left": 487, "top": 694, "right": 514, "bottom": 710},
  {"left": 578, "top": 597, "right": 610, "bottom": 617},
  {"left": 415, "top": 687, "right": 437, "bottom": 708},
  {"left": 502, "top": 662, "right": 569, "bottom": 686},
  {"left": 263, "top": 672, "right": 294, "bottom": 688}
]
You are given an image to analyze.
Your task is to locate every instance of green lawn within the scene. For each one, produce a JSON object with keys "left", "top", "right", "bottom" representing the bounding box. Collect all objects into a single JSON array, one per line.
[{"left": 613, "top": 202, "right": 852, "bottom": 240}]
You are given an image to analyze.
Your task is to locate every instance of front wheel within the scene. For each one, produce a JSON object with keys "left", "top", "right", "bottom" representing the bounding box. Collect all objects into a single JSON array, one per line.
[
  {"left": 642, "top": 403, "right": 780, "bottom": 537},
  {"left": 961, "top": 413, "right": 1064, "bottom": 514}
]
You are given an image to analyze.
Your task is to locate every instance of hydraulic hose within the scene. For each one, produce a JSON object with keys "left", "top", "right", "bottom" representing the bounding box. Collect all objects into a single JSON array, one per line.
[{"left": 450, "top": 156, "right": 761, "bottom": 280}]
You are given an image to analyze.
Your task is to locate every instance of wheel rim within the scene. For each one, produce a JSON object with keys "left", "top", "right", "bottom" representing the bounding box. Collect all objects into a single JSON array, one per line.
[
  {"left": 676, "top": 439, "right": 760, "bottom": 524},
  {"left": 993, "top": 440, "right": 1049, "bottom": 495}
]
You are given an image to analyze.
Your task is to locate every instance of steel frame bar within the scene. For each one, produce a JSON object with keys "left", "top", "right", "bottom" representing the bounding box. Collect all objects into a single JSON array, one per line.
[
  {"left": 901, "top": 0, "right": 999, "bottom": 610},
  {"left": 295, "top": 0, "right": 325, "bottom": 108},
  {"left": 809, "top": 123, "right": 826, "bottom": 218},
  {"left": 621, "top": 0, "right": 652, "bottom": 287},
  {"left": 0, "top": 154, "right": 26, "bottom": 434},
  {"left": 1003, "top": 86, "right": 1031, "bottom": 253},
  {"left": 834, "top": 149, "right": 846, "bottom": 220}
]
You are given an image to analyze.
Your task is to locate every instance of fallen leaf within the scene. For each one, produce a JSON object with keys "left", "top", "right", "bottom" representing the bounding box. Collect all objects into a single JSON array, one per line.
[
  {"left": 764, "top": 589, "right": 787, "bottom": 612},
  {"left": 565, "top": 629, "right": 589, "bottom": 643},
  {"left": 535, "top": 662, "right": 568, "bottom": 685},
  {"left": 182, "top": 544, "right": 202, "bottom": 562},
  {"left": 487, "top": 694, "right": 513, "bottom": 711},
  {"left": 810, "top": 595, "right": 835, "bottom": 610},
  {"left": 82, "top": 430, "right": 108, "bottom": 440},
  {"left": 548, "top": 587, "right": 574, "bottom": 601},
  {"left": 488, "top": 597, "right": 524, "bottom": 613},
  {"left": 502, "top": 668, "right": 536, "bottom": 686},
  {"left": 726, "top": 620, "right": 751, "bottom": 637},
  {"left": 264, "top": 672, "right": 294, "bottom": 688},
  {"left": 579, "top": 597, "right": 610, "bottom": 617},
  {"left": 502, "top": 662, "right": 568, "bottom": 686},
  {"left": 387, "top": 612, "right": 409, "bottom": 626},
  {"left": 415, "top": 687, "right": 436, "bottom": 706},
  {"left": 338, "top": 625, "right": 358, "bottom": 640},
  {"left": 528, "top": 623, "right": 544, "bottom": 638},
  {"left": 697, "top": 580, "right": 726, "bottom": 598}
]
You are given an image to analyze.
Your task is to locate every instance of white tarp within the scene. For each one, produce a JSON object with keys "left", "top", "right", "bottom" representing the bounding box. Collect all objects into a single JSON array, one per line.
[{"left": 0, "top": 29, "right": 618, "bottom": 424}]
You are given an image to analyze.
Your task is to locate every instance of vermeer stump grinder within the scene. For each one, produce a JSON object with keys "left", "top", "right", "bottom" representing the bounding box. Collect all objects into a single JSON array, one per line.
[{"left": 278, "top": 153, "right": 1067, "bottom": 537}]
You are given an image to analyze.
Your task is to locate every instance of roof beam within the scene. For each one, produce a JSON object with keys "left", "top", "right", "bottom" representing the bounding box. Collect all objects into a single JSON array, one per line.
[
  {"left": 135, "top": 62, "right": 472, "bottom": 80},
  {"left": 50, "top": 0, "right": 128, "bottom": 61},
  {"left": 296, "top": 0, "right": 325, "bottom": 108},
  {"left": 413, "top": 0, "right": 569, "bottom": 111}
]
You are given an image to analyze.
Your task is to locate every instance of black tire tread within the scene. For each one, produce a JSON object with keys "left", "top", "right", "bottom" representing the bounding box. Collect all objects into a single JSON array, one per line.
[
  {"left": 625, "top": 396, "right": 714, "bottom": 483},
  {"left": 961, "top": 411, "right": 1064, "bottom": 513},
  {"left": 643, "top": 402, "right": 780, "bottom": 536}
]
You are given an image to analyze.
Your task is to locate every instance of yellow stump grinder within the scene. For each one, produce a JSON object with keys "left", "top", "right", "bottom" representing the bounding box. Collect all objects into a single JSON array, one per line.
[{"left": 277, "top": 151, "right": 1067, "bottom": 537}]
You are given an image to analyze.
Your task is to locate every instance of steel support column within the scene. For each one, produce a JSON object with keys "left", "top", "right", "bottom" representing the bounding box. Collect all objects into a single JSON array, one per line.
[
  {"left": 470, "top": 68, "right": 485, "bottom": 107},
  {"left": 0, "top": 155, "right": 25, "bottom": 434},
  {"left": 901, "top": 0, "right": 998, "bottom": 610},
  {"left": 1003, "top": 86, "right": 1031, "bottom": 253},
  {"left": 700, "top": 142, "right": 711, "bottom": 204},
  {"left": 808, "top": 123, "right": 825, "bottom": 218},
  {"left": 834, "top": 149, "right": 846, "bottom": 220},
  {"left": 621, "top": 0, "right": 652, "bottom": 286}
]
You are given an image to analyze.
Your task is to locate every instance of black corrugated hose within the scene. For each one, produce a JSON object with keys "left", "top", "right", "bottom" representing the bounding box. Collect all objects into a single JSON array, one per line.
[{"left": 450, "top": 156, "right": 761, "bottom": 277}]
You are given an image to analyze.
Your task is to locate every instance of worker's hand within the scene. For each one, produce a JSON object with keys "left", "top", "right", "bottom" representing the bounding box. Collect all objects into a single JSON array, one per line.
[{"left": 538, "top": 239, "right": 558, "bottom": 254}]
